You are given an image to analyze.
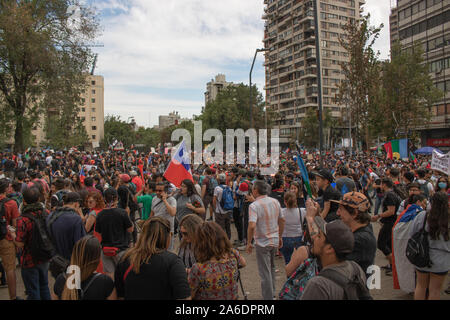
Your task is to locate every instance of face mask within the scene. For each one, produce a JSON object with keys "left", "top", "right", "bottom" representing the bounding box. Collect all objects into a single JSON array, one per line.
[{"left": 438, "top": 182, "right": 447, "bottom": 190}]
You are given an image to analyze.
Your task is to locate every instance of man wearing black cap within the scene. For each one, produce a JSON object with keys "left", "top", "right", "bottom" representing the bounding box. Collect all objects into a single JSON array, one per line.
[
  {"left": 46, "top": 192, "right": 86, "bottom": 267},
  {"left": 300, "top": 212, "right": 370, "bottom": 300},
  {"left": 315, "top": 169, "right": 341, "bottom": 222}
]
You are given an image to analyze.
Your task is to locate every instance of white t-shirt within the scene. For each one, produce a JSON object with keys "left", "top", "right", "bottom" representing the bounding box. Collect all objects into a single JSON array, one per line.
[
  {"left": 281, "top": 207, "right": 305, "bottom": 238},
  {"left": 214, "top": 185, "right": 231, "bottom": 214}
]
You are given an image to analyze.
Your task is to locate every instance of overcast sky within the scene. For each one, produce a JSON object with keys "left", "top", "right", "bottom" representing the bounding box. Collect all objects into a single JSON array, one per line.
[{"left": 88, "top": 0, "right": 393, "bottom": 128}]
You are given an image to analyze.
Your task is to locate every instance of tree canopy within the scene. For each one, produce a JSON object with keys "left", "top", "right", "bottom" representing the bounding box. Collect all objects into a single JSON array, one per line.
[{"left": 0, "top": 0, "right": 100, "bottom": 152}]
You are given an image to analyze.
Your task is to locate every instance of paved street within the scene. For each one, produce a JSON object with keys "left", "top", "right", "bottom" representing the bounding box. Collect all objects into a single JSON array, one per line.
[{"left": 1, "top": 219, "right": 449, "bottom": 300}]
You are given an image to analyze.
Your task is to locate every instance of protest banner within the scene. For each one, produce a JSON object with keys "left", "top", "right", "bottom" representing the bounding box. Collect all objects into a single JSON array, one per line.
[{"left": 431, "top": 150, "right": 450, "bottom": 176}]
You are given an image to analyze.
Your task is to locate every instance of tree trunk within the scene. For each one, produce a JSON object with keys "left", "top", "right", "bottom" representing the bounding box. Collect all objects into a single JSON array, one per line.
[{"left": 14, "top": 117, "right": 24, "bottom": 153}]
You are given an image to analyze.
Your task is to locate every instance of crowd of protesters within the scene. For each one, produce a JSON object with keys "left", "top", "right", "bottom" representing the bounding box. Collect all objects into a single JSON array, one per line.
[{"left": 0, "top": 147, "right": 448, "bottom": 300}]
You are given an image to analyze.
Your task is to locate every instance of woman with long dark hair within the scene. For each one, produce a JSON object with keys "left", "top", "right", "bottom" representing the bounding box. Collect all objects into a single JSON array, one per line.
[
  {"left": 114, "top": 217, "right": 191, "bottom": 300},
  {"left": 410, "top": 191, "right": 450, "bottom": 300},
  {"left": 53, "top": 235, "right": 116, "bottom": 300},
  {"left": 289, "top": 181, "right": 306, "bottom": 209},
  {"left": 175, "top": 179, "right": 206, "bottom": 226},
  {"left": 178, "top": 214, "right": 204, "bottom": 270}
]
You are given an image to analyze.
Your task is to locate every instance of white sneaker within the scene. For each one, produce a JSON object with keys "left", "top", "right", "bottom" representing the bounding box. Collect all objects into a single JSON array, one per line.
[{"left": 237, "top": 244, "right": 247, "bottom": 251}]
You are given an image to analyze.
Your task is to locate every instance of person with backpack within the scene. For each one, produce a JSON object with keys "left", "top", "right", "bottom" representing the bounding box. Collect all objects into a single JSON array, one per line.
[
  {"left": 300, "top": 214, "right": 371, "bottom": 300},
  {"left": 213, "top": 174, "right": 234, "bottom": 240},
  {"left": 46, "top": 192, "right": 87, "bottom": 278},
  {"left": 416, "top": 169, "right": 434, "bottom": 200},
  {"left": 53, "top": 235, "right": 116, "bottom": 300},
  {"left": 409, "top": 191, "right": 450, "bottom": 300},
  {"left": 371, "top": 178, "right": 402, "bottom": 276},
  {"left": 10, "top": 187, "right": 51, "bottom": 300},
  {"left": 0, "top": 179, "right": 21, "bottom": 300},
  {"left": 50, "top": 178, "right": 70, "bottom": 210}
]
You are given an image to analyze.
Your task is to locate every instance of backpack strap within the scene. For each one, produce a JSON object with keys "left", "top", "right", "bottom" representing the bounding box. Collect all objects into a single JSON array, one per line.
[
  {"left": 123, "top": 264, "right": 134, "bottom": 282},
  {"left": 319, "top": 262, "right": 371, "bottom": 300},
  {"left": 46, "top": 210, "right": 68, "bottom": 242},
  {"left": 0, "top": 198, "right": 11, "bottom": 219},
  {"left": 80, "top": 273, "right": 103, "bottom": 300}
]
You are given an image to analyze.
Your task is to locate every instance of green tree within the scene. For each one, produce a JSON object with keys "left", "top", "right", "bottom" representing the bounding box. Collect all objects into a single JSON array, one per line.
[
  {"left": 380, "top": 41, "right": 443, "bottom": 140},
  {"left": 337, "top": 14, "right": 383, "bottom": 151},
  {"left": 0, "top": 0, "right": 100, "bottom": 152},
  {"left": 199, "top": 84, "right": 272, "bottom": 133},
  {"left": 298, "top": 107, "right": 333, "bottom": 148},
  {"left": 134, "top": 126, "right": 161, "bottom": 148},
  {"left": 102, "top": 115, "right": 136, "bottom": 148}
]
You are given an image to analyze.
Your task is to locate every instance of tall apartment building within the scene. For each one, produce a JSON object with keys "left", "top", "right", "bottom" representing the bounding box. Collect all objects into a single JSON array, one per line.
[
  {"left": 390, "top": 0, "right": 450, "bottom": 151},
  {"left": 32, "top": 74, "right": 105, "bottom": 148},
  {"left": 263, "top": 0, "right": 365, "bottom": 145},
  {"left": 204, "top": 74, "right": 236, "bottom": 105}
]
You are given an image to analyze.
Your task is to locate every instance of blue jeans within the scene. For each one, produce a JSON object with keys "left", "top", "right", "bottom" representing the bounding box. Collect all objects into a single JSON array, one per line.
[
  {"left": 280, "top": 236, "right": 303, "bottom": 265},
  {"left": 374, "top": 195, "right": 384, "bottom": 215},
  {"left": 21, "top": 262, "right": 51, "bottom": 300}
]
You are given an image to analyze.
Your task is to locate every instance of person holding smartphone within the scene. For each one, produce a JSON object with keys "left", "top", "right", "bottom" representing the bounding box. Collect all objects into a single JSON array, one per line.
[{"left": 150, "top": 182, "right": 177, "bottom": 251}]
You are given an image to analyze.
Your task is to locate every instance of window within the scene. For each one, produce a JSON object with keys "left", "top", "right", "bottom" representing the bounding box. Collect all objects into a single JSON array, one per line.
[
  {"left": 81, "top": 107, "right": 85, "bottom": 112},
  {"left": 91, "top": 80, "right": 96, "bottom": 85},
  {"left": 91, "top": 98, "right": 95, "bottom": 103},
  {"left": 92, "top": 108, "right": 96, "bottom": 112},
  {"left": 92, "top": 126, "right": 97, "bottom": 130},
  {"left": 92, "top": 135, "right": 96, "bottom": 140},
  {"left": 81, "top": 98, "right": 85, "bottom": 103},
  {"left": 81, "top": 117, "right": 85, "bottom": 122},
  {"left": 92, "top": 89, "right": 95, "bottom": 94},
  {"left": 91, "top": 117, "right": 96, "bottom": 122}
]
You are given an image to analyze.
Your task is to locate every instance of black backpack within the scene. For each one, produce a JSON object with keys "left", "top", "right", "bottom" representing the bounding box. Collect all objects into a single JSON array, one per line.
[
  {"left": 406, "top": 212, "right": 432, "bottom": 268},
  {"left": 393, "top": 183, "right": 408, "bottom": 200},
  {"left": 0, "top": 198, "right": 10, "bottom": 241},
  {"left": 52, "top": 190, "right": 69, "bottom": 209},
  {"left": 319, "top": 262, "right": 373, "bottom": 300},
  {"left": 22, "top": 207, "right": 54, "bottom": 263}
]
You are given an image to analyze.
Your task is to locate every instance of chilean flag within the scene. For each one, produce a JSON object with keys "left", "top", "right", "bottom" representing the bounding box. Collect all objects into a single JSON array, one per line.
[{"left": 163, "top": 140, "right": 193, "bottom": 187}]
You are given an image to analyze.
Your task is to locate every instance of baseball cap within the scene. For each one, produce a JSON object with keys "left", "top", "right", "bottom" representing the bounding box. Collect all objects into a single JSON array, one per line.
[
  {"left": 120, "top": 174, "right": 131, "bottom": 183},
  {"left": 314, "top": 169, "right": 334, "bottom": 183},
  {"left": 129, "top": 170, "right": 138, "bottom": 177},
  {"left": 330, "top": 192, "right": 370, "bottom": 212},
  {"left": 314, "top": 216, "right": 354, "bottom": 256}
]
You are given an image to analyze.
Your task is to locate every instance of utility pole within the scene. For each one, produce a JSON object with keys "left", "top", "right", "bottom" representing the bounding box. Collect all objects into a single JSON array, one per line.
[
  {"left": 313, "top": 0, "right": 324, "bottom": 166},
  {"left": 250, "top": 48, "right": 269, "bottom": 128}
]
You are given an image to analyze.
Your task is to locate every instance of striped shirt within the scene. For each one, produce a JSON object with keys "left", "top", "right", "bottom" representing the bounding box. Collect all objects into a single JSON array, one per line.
[{"left": 249, "top": 195, "right": 282, "bottom": 247}]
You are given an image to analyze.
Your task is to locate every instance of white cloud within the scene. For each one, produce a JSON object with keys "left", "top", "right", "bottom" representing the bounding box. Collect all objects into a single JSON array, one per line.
[
  {"left": 92, "top": 1, "right": 392, "bottom": 128},
  {"left": 91, "top": 0, "right": 266, "bottom": 127},
  {"left": 363, "top": 1, "right": 392, "bottom": 60}
]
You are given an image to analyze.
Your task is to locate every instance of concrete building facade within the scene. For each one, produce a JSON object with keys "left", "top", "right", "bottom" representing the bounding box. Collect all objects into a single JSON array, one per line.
[
  {"left": 158, "top": 111, "right": 181, "bottom": 129},
  {"left": 204, "top": 74, "right": 236, "bottom": 105},
  {"left": 31, "top": 74, "right": 105, "bottom": 148},
  {"left": 262, "top": 0, "right": 365, "bottom": 145},
  {"left": 390, "top": 0, "right": 450, "bottom": 151}
]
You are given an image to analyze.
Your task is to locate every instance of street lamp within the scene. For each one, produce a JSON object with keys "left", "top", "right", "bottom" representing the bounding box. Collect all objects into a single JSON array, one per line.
[{"left": 250, "top": 48, "right": 269, "bottom": 129}]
